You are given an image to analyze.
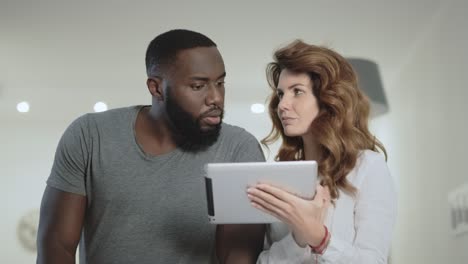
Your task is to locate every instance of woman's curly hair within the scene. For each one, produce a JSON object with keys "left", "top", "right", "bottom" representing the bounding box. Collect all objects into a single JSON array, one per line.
[{"left": 262, "top": 40, "right": 387, "bottom": 200}]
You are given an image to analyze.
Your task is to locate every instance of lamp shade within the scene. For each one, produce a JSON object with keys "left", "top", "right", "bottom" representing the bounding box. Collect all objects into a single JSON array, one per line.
[{"left": 347, "top": 58, "right": 389, "bottom": 117}]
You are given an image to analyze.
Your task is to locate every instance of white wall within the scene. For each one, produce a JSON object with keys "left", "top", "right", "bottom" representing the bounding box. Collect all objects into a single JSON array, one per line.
[
  {"left": 376, "top": 1, "right": 468, "bottom": 263},
  {"left": 0, "top": 121, "right": 65, "bottom": 263}
]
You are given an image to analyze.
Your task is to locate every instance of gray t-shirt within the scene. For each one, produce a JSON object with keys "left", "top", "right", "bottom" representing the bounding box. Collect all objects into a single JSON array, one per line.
[{"left": 46, "top": 105, "right": 265, "bottom": 264}]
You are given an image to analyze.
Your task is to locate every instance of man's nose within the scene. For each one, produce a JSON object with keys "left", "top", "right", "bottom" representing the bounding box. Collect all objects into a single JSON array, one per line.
[{"left": 206, "top": 84, "right": 223, "bottom": 106}]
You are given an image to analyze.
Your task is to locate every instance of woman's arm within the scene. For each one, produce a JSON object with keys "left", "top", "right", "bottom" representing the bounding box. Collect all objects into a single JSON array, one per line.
[
  {"left": 320, "top": 153, "right": 397, "bottom": 264},
  {"left": 248, "top": 184, "right": 330, "bottom": 263}
]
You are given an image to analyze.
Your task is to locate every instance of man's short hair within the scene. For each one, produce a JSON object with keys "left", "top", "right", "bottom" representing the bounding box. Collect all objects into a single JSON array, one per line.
[{"left": 145, "top": 29, "right": 217, "bottom": 76}]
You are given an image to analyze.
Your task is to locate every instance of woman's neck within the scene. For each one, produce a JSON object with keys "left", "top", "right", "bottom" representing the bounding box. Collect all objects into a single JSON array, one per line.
[{"left": 302, "top": 134, "right": 319, "bottom": 161}]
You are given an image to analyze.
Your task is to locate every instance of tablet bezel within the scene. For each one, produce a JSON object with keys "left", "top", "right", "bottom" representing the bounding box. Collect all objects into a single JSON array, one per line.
[{"left": 204, "top": 161, "right": 317, "bottom": 224}]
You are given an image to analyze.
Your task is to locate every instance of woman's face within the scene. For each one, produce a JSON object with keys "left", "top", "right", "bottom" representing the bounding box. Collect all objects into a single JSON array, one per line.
[{"left": 276, "top": 69, "right": 319, "bottom": 137}]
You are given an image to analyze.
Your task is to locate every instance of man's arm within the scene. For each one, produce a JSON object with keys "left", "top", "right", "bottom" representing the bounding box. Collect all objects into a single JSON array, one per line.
[
  {"left": 216, "top": 131, "right": 266, "bottom": 263},
  {"left": 36, "top": 186, "right": 86, "bottom": 264},
  {"left": 216, "top": 224, "right": 265, "bottom": 264}
]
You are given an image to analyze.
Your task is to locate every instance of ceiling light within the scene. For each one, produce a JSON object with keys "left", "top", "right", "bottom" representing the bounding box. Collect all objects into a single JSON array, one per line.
[
  {"left": 17, "top": 101, "right": 30, "bottom": 113},
  {"left": 94, "top": 102, "right": 108, "bottom": 112},
  {"left": 250, "top": 103, "right": 265, "bottom": 114}
]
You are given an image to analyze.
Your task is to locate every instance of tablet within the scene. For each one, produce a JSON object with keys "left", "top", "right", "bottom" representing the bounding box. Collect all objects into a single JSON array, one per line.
[{"left": 204, "top": 161, "right": 317, "bottom": 224}]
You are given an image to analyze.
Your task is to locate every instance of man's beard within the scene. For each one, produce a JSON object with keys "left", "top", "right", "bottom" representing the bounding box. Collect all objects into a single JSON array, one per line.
[{"left": 166, "top": 91, "right": 223, "bottom": 152}]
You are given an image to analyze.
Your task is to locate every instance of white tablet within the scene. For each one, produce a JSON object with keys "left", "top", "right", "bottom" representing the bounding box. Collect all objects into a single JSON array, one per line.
[{"left": 204, "top": 161, "right": 317, "bottom": 224}]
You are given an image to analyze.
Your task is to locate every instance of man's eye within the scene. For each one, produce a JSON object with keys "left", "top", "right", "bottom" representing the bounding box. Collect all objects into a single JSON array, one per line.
[
  {"left": 191, "top": 84, "right": 206, "bottom": 90},
  {"left": 216, "top": 81, "right": 225, "bottom": 87}
]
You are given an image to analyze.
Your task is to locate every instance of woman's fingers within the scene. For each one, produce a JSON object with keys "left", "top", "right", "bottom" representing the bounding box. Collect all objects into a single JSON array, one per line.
[
  {"left": 247, "top": 186, "right": 290, "bottom": 219},
  {"left": 323, "top": 185, "right": 331, "bottom": 201},
  {"left": 319, "top": 186, "right": 331, "bottom": 223},
  {"left": 250, "top": 201, "right": 284, "bottom": 222},
  {"left": 312, "top": 184, "right": 325, "bottom": 205},
  {"left": 247, "top": 183, "right": 331, "bottom": 226},
  {"left": 311, "top": 184, "right": 332, "bottom": 221},
  {"left": 256, "top": 183, "right": 299, "bottom": 203}
]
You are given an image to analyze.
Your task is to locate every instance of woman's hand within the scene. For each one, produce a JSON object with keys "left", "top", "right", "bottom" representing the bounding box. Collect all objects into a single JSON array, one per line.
[{"left": 247, "top": 183, "right": 331, "bottom": 247}]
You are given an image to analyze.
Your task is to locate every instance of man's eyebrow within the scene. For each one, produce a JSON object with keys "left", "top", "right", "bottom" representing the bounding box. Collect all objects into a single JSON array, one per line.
[
  {"left": 217, "top": 72, "right": 226, "bottom": 79},
  {"left": 189, "top": 72, "right": 226, "bottom": 81}
]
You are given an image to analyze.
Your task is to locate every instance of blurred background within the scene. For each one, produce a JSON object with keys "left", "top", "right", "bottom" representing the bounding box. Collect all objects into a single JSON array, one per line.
[{"left": 1, "top": 0, "right": 467, "bottom": 263}]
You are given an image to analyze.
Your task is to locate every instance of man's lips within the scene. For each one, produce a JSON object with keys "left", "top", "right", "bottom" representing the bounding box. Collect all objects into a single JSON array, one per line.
[
  {"left": 201, "top": 109, "right": 223, "bottom": 125},
  {"left": 203, "top": 116, "right": 221, "bottom": 125},
  {"left": 203, "top": 109, "right": 223, "bottom": 117}
]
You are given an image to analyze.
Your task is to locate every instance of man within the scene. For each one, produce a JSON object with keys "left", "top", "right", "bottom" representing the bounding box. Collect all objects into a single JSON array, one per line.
[{"left": 36, "top": 29, "right": 265, "bottom": 264}]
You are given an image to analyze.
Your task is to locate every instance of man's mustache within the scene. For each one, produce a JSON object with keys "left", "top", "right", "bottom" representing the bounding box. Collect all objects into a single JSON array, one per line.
[{"left": 201, "top": 108, "right": 224, "bottom": 118}]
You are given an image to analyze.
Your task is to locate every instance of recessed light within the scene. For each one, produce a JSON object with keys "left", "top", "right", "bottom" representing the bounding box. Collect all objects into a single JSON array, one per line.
[
  {"left": 250, "top": 103, "right": 265, "bottom": 114},
  {"left": 94, "top": 102, "right": 108, "bottom": 112},
  {"left": 17, "top": 101, "right": 30, "bottom": 113}
]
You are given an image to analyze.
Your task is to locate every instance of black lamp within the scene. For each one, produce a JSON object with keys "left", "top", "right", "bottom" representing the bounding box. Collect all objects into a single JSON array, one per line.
[{"left": 348, "top": 58, "right": 389, "bottom": 117}]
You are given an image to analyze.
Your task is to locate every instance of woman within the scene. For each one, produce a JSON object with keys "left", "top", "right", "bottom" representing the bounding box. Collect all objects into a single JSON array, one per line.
[{"left": 247, "top": 40, "right": 397, "bottom": 263}]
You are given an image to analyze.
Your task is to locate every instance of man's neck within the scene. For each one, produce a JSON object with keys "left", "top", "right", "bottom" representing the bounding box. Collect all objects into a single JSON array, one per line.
[{"left": 134, "top": 106, "right": 178, "bottom": 156}]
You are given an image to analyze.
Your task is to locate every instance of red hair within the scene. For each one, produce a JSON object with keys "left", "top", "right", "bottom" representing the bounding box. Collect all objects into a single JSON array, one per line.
[{"left": 262, "top": 40, "right": 387, "bottom": 199}]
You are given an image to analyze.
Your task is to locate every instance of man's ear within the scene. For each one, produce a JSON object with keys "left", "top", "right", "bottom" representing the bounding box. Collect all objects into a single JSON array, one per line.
[{"left": 147, "top": 77, "right": 164, "bottom": 101}]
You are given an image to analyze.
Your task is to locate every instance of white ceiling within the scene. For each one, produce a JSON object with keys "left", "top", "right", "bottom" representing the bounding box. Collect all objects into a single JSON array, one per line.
[{"left": 0, "top": 0, "right": 447, "bottom": 121}]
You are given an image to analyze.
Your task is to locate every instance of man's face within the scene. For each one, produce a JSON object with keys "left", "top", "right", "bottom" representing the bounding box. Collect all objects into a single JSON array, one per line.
[{"left": 164, "top": 46, "right": 226, "bottom": 148}]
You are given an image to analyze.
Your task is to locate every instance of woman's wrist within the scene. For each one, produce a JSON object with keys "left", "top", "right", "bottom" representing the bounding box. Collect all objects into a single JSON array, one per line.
[
  {"left": 307, "top": 221, "right": 326, "bottom": 247},
  {"left": 292, "top": 221, "right": 326, "bottom": 248},
  {"left": 292, "top": 230, "right": 308, "bottom": 248},
  {"left": 309, "top": 225, "right": 331, "bottom": 254}
]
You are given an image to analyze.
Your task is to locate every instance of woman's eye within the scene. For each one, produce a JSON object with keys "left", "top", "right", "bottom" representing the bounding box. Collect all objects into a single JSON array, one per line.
[
  {"left": 294, "top": 89, "right": 304, "bottom": 95},
  {"left": 276, "top": 91, "right": 283, "bottom": 99}
]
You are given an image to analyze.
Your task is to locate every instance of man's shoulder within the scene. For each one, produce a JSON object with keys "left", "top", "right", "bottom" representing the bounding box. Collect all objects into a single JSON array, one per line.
[
  {"left": 63, "top": 105, "right": 140, "bottom": 136},
  {"left": 216, "top": 122, "right": 261, "bottom": 150},
  {"left": 219, "top": 122, "right": 256, "bottom": 140},
  {"left": 215, "top": 122, "right": 265, "bottom": 162},
  {"left": 85, "top": 105, "right": 140, "bottom": 122}
]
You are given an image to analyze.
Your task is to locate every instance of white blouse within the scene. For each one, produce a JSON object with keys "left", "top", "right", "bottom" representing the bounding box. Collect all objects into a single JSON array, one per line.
[{"left": 256, "top": 150, "right": 397, "bottom": 264}]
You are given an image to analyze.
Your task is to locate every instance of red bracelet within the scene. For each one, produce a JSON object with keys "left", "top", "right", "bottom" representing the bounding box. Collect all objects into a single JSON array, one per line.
[
  {"left": 314, "top": 231, "right": 331, "bottom": 255},
  {"left": 309, "top": 225, "right": 328, "bottom": 252}
]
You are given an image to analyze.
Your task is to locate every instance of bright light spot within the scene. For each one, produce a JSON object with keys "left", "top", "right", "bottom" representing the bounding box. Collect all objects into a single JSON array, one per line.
[
  {"left": 94, "top": 102, "right": 108, "bottom": 112},
  {"left": 250, "top": 103, "right": 265, "bottom": 114},
  {"left": 17, "top": 101, "right": 30, "bottom": 113}
]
